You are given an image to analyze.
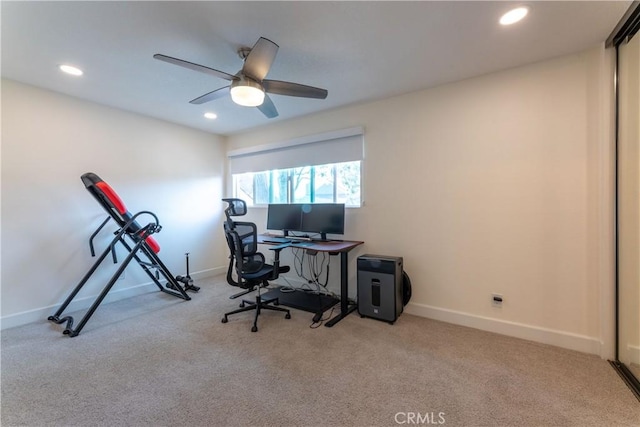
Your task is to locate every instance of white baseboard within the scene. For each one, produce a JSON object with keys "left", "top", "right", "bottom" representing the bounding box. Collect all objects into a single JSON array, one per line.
[
  {"left": 3, "top": 274, "right": 606, "bottom": 358},
  {"left": 404, "top": 302, "right": 603, "bottom": 356},
  {"left": 0, "top": 267, "right": 224, "bottom": 331}
]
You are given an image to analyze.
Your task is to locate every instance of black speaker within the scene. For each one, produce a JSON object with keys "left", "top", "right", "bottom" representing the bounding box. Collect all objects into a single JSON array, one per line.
[{"left": 357, "top": 254, "right": 403, "bottom": 324}]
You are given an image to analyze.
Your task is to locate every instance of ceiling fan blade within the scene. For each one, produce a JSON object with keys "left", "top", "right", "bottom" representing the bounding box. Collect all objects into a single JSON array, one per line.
[
  {"left": 153, "top": 54, "right": 236, "bottom": 81},
  {"left": 257, "top": 94, "right": 278, "bottom": 118},
  {"left": 263, "top": 80, "right": 328, "bottom": 99},
  {"left": 242, "top": 37, "right": 279, "bottom": 81},
  {"left": 189, "top": 86, "right": 230, "bottom": 105}
]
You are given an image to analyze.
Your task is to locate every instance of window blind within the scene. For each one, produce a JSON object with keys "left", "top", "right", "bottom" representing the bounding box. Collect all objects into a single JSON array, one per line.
[{"left": 228, "top": 127, "right": 364, "bottom": 174}]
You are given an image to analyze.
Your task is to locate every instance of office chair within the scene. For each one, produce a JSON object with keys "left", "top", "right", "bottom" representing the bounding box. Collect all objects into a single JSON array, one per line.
[{"left": 221, "top": 198, "right": 291, "bottom": 332}]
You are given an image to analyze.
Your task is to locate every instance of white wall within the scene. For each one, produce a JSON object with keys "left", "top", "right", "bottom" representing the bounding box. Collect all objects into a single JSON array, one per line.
[
  {"left": 1, "top": 79, "right": 228, "bottom": 328},
  {"left": 227, "top": 45, "right": 616, "bottom": 356}
]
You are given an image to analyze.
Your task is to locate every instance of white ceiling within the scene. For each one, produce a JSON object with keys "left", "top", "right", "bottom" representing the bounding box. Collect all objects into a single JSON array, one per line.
[{"left": 1, "top": 1, "right": 631, "bottom": 136}]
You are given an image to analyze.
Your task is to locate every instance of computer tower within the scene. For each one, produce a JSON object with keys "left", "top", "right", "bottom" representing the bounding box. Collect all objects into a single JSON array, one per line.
[{"left": 357, "top": 254, "right": 403, "bottom": 324}]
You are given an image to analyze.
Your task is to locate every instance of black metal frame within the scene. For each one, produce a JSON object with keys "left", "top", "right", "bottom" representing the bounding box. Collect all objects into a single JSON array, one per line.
[
  {"left": 610, "top": 360, "right": 640, "bottom": 401},
  {"left": 172, "top": 253, "right": 200, "bottom": 293},
  {"left": 48, "top": 211, "right": 191, "bottom": 337}
]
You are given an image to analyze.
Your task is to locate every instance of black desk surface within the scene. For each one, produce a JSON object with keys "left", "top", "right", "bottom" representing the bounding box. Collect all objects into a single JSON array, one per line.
[{"left": 258, "top": 234, "right": 363, "bottom": 253}]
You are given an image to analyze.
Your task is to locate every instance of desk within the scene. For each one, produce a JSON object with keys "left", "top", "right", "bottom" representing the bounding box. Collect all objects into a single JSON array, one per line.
[{"left": 258, "top": 234, "right": 364, "bottom": 327}]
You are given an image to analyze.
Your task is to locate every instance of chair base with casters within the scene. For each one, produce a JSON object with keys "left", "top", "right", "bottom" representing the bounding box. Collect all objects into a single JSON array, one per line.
[
  {"left": 221, "top": 284, "right": 291, "bottom": 332},
  {"left": 221, "top": 198, "right": 293, "bottom": 332}
]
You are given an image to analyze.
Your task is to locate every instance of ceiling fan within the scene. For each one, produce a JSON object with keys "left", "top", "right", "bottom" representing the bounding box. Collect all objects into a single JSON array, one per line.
[{"left": 154, "top": 37, "right": 328, "bottom": 118}]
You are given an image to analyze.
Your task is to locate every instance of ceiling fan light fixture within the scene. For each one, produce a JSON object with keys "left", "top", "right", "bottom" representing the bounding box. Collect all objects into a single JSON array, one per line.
[{"left": 230, "top": 78, "right": 265, "bottom": 107}]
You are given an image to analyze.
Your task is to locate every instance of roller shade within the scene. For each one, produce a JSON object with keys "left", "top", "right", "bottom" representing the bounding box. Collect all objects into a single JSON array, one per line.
[{"left": 228, "top": 127, "right": 364, "bottom": 174}]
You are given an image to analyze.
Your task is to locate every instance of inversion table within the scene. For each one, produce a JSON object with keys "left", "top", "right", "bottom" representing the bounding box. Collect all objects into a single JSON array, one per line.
[{"left": 48, "top": 172, "right": 194, "bottom": 337}]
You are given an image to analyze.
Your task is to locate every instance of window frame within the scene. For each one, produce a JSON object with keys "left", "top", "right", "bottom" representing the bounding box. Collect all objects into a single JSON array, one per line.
[{"left": 232, "top": 160, "right": 362, "bottom": 208}]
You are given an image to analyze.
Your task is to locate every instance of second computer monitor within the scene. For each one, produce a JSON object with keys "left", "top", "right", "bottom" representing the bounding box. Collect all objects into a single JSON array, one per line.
[{"left": 300, "top": 203, "right": 345, "bottom": 238}]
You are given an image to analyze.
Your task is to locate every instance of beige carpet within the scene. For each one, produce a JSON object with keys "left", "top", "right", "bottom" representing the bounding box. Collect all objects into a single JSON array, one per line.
[{"left": 2, "top": 276, "right": 638, "bottom": 426}]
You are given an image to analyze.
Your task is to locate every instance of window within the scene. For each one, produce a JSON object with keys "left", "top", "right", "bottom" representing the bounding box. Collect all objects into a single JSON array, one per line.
[
  {"left": 228, "top": 127, "right": 364, "bottom": 207},
  {"left": 232, "top": 160, "right": 361, "bottom": 207}
]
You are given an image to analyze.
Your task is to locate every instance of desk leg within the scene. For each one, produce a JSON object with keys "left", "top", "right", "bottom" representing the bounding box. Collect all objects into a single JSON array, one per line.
[{"left": 325, "top": 251, "right": 357, "bottom": 327}]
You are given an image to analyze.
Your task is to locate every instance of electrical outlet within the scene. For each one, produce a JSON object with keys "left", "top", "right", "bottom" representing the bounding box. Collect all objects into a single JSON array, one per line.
[{"left": 492, "top": 293, "right": 503, "bottom": 307}]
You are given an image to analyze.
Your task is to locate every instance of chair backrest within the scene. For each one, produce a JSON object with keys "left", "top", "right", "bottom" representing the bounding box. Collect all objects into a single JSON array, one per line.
[
  {"left": 231, "top": 221, "right": 259, "bottom": 258},
  {"left": 81, "top": 172, "right": 161, "bottom": 253},
  {"left": 221, "top": 199, "right": 266, "bottom": 284},
  {"left": 229, "top": 221, "right": 265, "bottom": 274},
  {"left": 222, "top": 198, "right": 251, "bottom": 253},
  {"left": 222, "top": 198, "right": 247, "bottom": 223}
]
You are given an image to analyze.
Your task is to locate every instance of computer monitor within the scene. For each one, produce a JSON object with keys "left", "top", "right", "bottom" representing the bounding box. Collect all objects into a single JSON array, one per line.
[
  {"left": 266, "top": 204, "right": 302, "bottom": 235},
  {"left": 300, "top": 203, "right": 345, "bottom": 240},
  {"left": 267, "top": 203, "right": 346, "bottom": 240}
]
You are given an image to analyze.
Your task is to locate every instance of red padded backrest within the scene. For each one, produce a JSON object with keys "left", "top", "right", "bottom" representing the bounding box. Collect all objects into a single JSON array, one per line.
[
  {"left": 95, "top": 181, "right": 127, "bottom": 215},
  {"left": 144, "top": 235, "right": 161, "bottom": 254},
  {"left": 82, "top": 173, "right": 161, "bottom": 254}
]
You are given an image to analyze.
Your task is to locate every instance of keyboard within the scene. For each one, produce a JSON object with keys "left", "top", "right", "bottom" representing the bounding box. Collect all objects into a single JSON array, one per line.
[
  {"left": 262, "top": 237, "right": 291, "bottom": 244},
  {"left": 288, "top": 236, "right": 312, "bottom": 241}
]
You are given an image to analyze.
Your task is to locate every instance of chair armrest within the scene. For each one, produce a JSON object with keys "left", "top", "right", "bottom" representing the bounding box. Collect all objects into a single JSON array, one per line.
[
  {"left": 266, "top": 243, "right": 290, "bottom": 280},
  {"left": 268, "top": 243, "right": 291, "bottom": 252}
]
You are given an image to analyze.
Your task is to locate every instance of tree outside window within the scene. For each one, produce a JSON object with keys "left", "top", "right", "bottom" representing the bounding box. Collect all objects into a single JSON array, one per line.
[{"left": 233, "top": 160, "right": 361, "bottom": 207}]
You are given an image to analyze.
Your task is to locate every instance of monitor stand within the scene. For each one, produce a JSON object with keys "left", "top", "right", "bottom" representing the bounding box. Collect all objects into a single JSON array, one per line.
[{"left": 310, "top": 232, "right": 330, "bottom": 242}]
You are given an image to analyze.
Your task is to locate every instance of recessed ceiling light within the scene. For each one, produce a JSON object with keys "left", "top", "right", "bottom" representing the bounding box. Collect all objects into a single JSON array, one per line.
[
  {"left": 204, "top": 112, "right": 218, "bottom": 120},
  {"left": 59, "top": 64, "right": 83, "bottom": 76},
  {"left": 500, "top": 6, "right": 529, "bottom": 26}
]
